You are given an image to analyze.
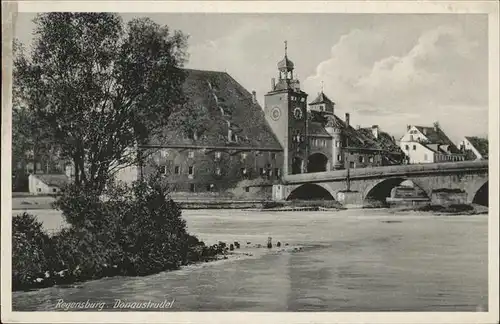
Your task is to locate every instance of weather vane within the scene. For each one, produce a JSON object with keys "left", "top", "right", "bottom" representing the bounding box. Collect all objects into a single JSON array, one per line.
[
  {"left": 284, "top": 40, "right": 288, "bottom": 56},
  {"left": 321, "top": 81, "right": 324, "bottom": 92}
]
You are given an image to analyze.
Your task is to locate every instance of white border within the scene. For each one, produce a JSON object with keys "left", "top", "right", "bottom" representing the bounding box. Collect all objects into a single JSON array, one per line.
[{"left": 2, "top": 1, "right": 499, "bottom": 323}]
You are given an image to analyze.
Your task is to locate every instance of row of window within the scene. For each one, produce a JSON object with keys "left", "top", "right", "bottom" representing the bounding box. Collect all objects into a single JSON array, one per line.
[
  {"left": 309, "top": 139, "right": 343, "bottom": 148},
  {"left": 310, "top": 138, "right": 328, "bottom": 147},
  {"left": 158, "top": 165, "right": 281, "bottom": 178},
  {"left": 404, "top": 144, "right": 417, "bottom": 151},
  {"left": 290, "top": 96, "right": 306, "bottom": 102},
  {"left": 159, "top": 150, "right": 277, "bottom": 161},
  {"left": 436, "top": 155, "right": 464, "bottom": 162}
]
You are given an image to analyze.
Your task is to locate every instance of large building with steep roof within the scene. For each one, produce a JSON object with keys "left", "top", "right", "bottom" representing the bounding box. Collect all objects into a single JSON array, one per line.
[
  {"left": 399, "top": 124, "right": 466, "bottom": 164},
  {"left": 117, "top": 68, "right": 285, "bottom": 199}
]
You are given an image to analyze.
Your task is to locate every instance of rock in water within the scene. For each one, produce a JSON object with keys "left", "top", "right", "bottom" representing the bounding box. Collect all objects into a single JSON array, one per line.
[
  {"left": 229, "top": 244, "right": 234, "bottom": 251},
  {"left": 267, "top": 237, "right": 272, "bottom": 249},
  {"left": 277, "top": 241, "right": 281, "bottom": 247}
]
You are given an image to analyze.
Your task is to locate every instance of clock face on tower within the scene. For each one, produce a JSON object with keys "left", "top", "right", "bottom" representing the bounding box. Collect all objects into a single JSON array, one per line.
[
  {"left": 293, "top": 107, "right": 303, "bottom": 120},
  {"left": 271, "top": 106, "right": 281, "bottom": 121}
]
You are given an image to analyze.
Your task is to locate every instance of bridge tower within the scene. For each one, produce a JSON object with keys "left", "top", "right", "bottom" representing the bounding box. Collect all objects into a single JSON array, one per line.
[{"left": 264, "top": 41, "right": 309, "bottom": 175}]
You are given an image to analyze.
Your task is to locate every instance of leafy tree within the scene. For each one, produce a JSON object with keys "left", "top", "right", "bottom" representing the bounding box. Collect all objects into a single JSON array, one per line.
[
  {"left": 14, "top": 13, "right": 188, "bottom": 193},
  {"left": 169, "top": 103, "right": 212, "bottom": 140}
]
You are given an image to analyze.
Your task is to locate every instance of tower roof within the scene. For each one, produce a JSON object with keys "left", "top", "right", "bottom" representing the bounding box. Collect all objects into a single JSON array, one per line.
[
  {"left": 277, "top": 56, "right": 294, "bottom": 71},
  {"left": 277, "top": 40, "right": 294, "bottom": 71},
  {"left": 309, "top": 91, "right": 334, "bottom": 105}
]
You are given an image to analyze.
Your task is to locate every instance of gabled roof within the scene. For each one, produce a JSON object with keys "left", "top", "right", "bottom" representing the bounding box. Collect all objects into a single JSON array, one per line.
[
  {"left": 33, "top": 174, "right": 70, "bottom": 187},
  {"left": 465, "top": 136, "right": 488, "bottom": 158},
  {"left": 358, "top": 127, "right": 402, "bottom": 153},
  {"left": 151, "top": 69, "right": 282, "bottom": 151},
  {"left": 414, "top": 125, "right": 459, "bottom": 151},
  {"left": 323, "top": 115, "right": 386, "bottom": 151},
  {"left": 309, "top": 92, "right": 334, "bottom": 106}
]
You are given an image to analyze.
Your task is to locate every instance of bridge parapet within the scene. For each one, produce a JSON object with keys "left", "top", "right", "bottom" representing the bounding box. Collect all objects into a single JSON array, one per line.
[{"left": 282, "top": 160, "right": 488, "bottom": 184}]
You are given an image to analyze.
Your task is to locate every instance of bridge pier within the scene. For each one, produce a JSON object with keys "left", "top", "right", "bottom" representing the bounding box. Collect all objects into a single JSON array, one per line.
[{"left": 335, "top": 190, "right": 363, "bottom": 209}]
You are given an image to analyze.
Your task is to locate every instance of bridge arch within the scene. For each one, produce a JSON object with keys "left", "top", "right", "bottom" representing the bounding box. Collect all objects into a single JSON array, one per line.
[
  {"left": 363, "top": 177, "right": 430, "bottom": 207},
  {"left": 472, "top": 181, "right": 488, "bottom": 206},
  {"left": 307, "top": 153, "right": 329, "bottom": 173},
  {"left": 286, "top": 183, "right": 336, "bottom": 201}
]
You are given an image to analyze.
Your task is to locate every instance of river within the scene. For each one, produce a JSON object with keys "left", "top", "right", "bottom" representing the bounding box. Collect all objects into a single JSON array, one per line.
[{"left": 12, "top": 208, "right": 488, "bottom": 311}]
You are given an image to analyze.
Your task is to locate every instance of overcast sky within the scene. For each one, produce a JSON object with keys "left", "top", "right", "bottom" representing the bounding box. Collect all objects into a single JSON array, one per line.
[{"left": 15, "top": 13, "right": 489, "bottom": 143}]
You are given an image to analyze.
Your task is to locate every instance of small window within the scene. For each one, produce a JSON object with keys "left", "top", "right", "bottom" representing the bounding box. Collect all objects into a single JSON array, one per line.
[
  {"left": 206, "top": 184, "right": 214, "bottom": 191},
  {"left": 37, "top": 188, "right": 41, "bottom": 192},
  {"left": 188, "top": 151, "right": 194, "bottom": 158},
  {"left": 215, "top": 167, "right": 221, "bottom": 176},
  {"left": 274, "top": 168, "right": 280, "bottom": 177},
  {"left": 358, "top": 156, "right": 364, "bottom": 163},
  {"left": 174, "top": 166, "right": 180, "bottom": 174},
  {"left": 215, "top": 152, "right": 221, "bottom": 159},
  {"left": 405, "top": 145, "right": 409, "bottom": 150},
  {"left": 241, "top": 153, "right": 247, "bottom": 160},
  {"left": 159, "top": 166, "right": 167, "bottom": 174},
  {"left": 52, "top": 188, "right": 57, "bottom": 193},
  {"left": 260, "top": 168, "right": 265, "bottom": 175},
  {"left": 271, "top": 153, "right": 276, "bottom": 160},
  {"left": 337, "top": 154, "right": 342, "bottom": 161},
  {"left": 189, "top": 184, "right": 195, "bottom": 192},
  {"left": 349, "top": 162, "right": 355, "bottom": 168},
  {"left": 301, "top": 97, "right": 306, "bottom": 102},
  {"left": 245, "top": 187, "right": 250, "bottom": 193},
  {"left": 336, "top": 141, "right": 340, "bottom": 148},
  {"left": 413, "top": 145, "right": 416, "bottom": 150},
  {"left": 369, "top": 156, "right": 374, "bottom": 163},
  {"left": 188, "top": 166, "right": 194, "bottom": 175},
  {"left": 410, "top": 135, "right": 414, "bottom": 141}
]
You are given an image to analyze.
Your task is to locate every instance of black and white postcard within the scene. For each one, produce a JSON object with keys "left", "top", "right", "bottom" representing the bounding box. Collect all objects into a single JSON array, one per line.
[{"left": 1, "top": 1, "right": 499, "bottom": 323}]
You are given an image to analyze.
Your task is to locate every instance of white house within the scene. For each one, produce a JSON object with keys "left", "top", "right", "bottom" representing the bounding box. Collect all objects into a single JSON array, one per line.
[
  {"left": 28, "top": 174, "right": 70, "bottom": 195},
  {"left": 399, "top": 124, "right": 465, "bottom": 164},
  {"left": 459, "top": 136, "right": 488, "bottom": 160}
]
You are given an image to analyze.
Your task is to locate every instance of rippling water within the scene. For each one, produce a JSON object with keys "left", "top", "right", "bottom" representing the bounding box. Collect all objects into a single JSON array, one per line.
[{"left": 12, "top": 209, "right": 488, "bottom": 311}]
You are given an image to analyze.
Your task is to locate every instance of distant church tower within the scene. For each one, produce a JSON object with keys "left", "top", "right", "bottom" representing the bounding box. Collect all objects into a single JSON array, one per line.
[{"left": 264, "top": 41, "right": 308, "bottom": 175}]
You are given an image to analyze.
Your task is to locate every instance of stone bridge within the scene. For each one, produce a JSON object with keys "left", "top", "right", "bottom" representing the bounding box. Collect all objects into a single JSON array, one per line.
[{"left": 272, "top": 161, "right": 489, "bottom": 207}]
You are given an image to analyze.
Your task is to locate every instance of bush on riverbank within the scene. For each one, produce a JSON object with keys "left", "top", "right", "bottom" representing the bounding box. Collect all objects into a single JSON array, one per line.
[
  {"left": 12, "top": 177, "right": 221, "bottom": 291},
  {"left": 12, "top": 213, "right": 55, "bottom": 290}
]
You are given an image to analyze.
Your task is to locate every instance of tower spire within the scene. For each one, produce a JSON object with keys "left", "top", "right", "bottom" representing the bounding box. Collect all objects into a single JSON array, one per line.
[
  {"left": 284, "top": 40, "right": 288, "bottom": 57},
  {"left": 321, "top": 81, "right": 324, "bottom": 93}
]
